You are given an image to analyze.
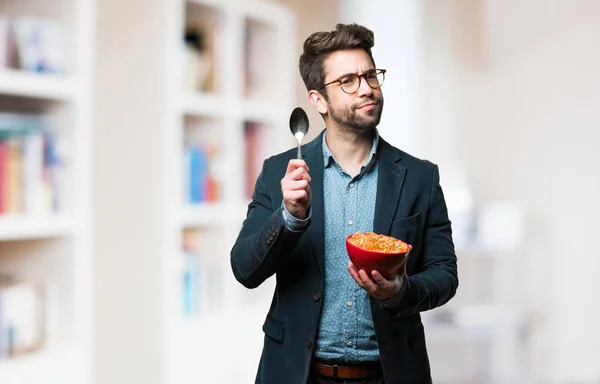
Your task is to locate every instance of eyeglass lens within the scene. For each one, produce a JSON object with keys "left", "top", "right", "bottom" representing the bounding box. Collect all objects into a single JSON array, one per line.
[{"left": 340, "top": 70, "right": 384, "bottom": 93}]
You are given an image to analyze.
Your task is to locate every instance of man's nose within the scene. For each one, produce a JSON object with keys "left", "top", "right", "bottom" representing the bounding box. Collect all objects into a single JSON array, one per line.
[{"left": 356, "top": 77, "right": 374, "bottom": 97}]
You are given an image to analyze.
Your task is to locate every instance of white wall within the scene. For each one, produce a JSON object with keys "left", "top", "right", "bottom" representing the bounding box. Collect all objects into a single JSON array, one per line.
[
  {"left": 421, "top": 0, "right": 600, "bottom": 382},
  {"left": 275, "top": 0, "right": 341, "bottom": 144},
  {"left": 339, "top": 0, "right": 422, "bottom": 157},
  {"left": 336, "top": 1, "right": 600, "bottom": 381},
  {"left": 93, "top": 0, "right": 168, "bottom": 383}
]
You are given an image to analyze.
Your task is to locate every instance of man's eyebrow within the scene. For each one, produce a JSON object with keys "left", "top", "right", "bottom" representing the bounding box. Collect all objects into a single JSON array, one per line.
[
  {"left": 333, "top": 68, "right": 376, "bottom": 80},
  {"left": 323, "top": 72, "right": 355, "bottom": 83},
  {"left": 336, "top": 71, "right": 357, "bottom": 79}
]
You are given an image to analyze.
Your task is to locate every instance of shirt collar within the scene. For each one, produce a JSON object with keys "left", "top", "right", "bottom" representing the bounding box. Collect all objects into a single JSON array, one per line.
[{"left": 322, "top": 128, "right": 380, "bottom": 169}]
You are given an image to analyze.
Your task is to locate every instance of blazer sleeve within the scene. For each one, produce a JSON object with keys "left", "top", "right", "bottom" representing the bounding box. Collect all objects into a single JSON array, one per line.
[
  {"left": 230, "top": 158, "right": 309, "bottom": 289},
  {"left": 381, "top": 164, "right": 459, "bottom": 317}
]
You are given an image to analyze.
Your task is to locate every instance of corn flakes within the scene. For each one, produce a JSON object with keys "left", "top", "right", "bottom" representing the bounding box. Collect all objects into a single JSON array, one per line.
[{"left": 348, "top": 232, "right": 408, "bottom": 253}]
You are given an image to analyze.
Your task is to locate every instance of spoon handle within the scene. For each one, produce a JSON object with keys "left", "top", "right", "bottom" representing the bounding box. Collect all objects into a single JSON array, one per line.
[{"left": 297, "top": 141, "right": 302, "bottom": 159}]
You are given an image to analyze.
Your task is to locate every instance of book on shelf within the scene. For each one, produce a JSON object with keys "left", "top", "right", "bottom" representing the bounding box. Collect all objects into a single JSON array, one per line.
[
  {"left": 183, "top": 143, "right": 219, "bottom": 205},
  {"left": 0, "top": 15, "right": 12, "bottom": 69},
  {"left": 181, "top": 229, "right": 202, "bottom": 317},
  {"left": 244, "top": 122, "right": 267, "bottom": 199},
  {"left": 0, "top": 14, "right": 66, "bottom": 73},
  {"left": 180, "top": 229, "right": 220, "bottom": 318},
  {"left": 182, "top": 18, "right": 218, "bottom": 93},
  {"left": 0, "top": 113, "right": 64, "bottom": 215},
  {"left": 0, "top": 276, "right": 46, "bottom": 360}
]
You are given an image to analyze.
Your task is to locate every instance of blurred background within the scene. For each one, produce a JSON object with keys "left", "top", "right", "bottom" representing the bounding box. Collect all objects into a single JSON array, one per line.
[{"left": 0, "top": 0, "right": 599, "bottom": 383}]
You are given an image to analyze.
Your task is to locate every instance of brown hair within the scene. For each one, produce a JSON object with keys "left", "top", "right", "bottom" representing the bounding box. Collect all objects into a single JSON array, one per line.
[{"left": 299, "top": 23, "right": 376, "bottom": 99}]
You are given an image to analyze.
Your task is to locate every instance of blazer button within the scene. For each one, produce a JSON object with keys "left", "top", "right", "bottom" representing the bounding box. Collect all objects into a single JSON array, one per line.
[
  {"left": 313, "top": 292, "right": 321, "bottom": 301},
  {"left": 306, "top": 338, "right": 312, "bottom": 348}
]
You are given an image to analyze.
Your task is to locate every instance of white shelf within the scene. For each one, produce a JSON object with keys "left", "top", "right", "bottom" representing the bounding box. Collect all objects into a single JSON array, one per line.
[
  {"left": 179, "top": 93, "right": 227, "bottom": 117},
  {"left": 241, "top": 97, "right": 287, "bottom": 123},
  {"left": 179, "top": 93, "right": 288, "bottom": 122},
  {"left": 181, "top": 202, "right": 226, "bottom": 227},
  {"left": 181, "top": 202, "right": 248, "bottom": 228},
  {"left": 0, "top": 70, "right": 78, "bottom": 101},
  {"left": 0, "top": 346, "right": 81, "bottom": 384},
  {"left": 186, "top": 0, "right": 226, "bottom": 11},
  {"left": 0, "top": 214, "right": 75, "bottom": 241}
]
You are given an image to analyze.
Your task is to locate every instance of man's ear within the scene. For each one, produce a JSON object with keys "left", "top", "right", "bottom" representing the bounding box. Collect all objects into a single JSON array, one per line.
[{"left": 308, "top": 90, "right": 328, "bottom": 115}]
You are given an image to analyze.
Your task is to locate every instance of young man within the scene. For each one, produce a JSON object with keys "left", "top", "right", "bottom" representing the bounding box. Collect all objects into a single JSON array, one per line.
[{"left": 230, "top": 23, "right": 458, "bottom": 384}]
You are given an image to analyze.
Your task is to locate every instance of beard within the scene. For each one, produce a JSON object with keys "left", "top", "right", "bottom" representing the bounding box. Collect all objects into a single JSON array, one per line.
[{"left": 328, "top": 97, "right": 384, "bottom": 132}]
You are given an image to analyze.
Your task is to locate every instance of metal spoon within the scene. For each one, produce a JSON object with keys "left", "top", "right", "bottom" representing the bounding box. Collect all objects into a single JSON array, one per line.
[{"left": 289, "top": 107, "right": 309, "bottom": 159}]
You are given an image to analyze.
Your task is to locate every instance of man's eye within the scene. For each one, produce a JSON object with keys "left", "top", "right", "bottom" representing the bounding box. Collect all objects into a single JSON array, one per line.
[{"left": 340, "top": 78, "right": 354, "bottom": 85}]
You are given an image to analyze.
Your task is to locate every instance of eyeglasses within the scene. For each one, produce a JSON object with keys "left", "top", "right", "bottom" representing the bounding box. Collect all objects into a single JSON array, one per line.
[{"left": 317, "top": 69, "right": 386, "bottom": 94}]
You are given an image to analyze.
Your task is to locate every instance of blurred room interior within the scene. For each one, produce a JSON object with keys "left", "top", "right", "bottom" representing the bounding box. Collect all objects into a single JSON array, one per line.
[{"left": 0, "top": 0, "right": 599, "bottom": 383}]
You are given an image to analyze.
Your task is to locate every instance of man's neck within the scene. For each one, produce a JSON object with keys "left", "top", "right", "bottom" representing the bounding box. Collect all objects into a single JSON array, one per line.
[{"left": 325, "top": 126, "right": 375, "bottom": 177}]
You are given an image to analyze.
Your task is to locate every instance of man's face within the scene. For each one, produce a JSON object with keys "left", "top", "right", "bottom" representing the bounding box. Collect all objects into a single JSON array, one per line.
[{"left": 321, "top": 49, "right": 384, "bottom": 132}]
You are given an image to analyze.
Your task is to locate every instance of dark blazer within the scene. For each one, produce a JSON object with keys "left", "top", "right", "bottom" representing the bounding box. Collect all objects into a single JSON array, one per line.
[{"left": 230, "top": 130, "right": 458, "bottom": 384}]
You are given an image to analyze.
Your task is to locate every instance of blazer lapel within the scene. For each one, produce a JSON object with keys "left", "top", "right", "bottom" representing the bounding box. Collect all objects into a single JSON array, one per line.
[
  {"left": 373, "top": 138, "right": 406, "bottom": 235},
  {"left": 303, "top": 131, "right": 325, "bottom": 278}
]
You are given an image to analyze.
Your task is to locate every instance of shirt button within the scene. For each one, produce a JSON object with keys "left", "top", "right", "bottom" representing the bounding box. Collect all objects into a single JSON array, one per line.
[
  {"left": 347, "top": 341, "right": 353, "bottom": 347},
  {"left": 349, "top": 183, "right": 355, "bottom": 188},
  {"left": 348, "top": 220, "right": 354, "bottom": 226},
  {"left": 313, "top": 292, "right": 321, "bottom": 301},
  {"left": 306, "top": 338, "right": 312, "bottom": 348},
  {"left": 347, "top": 301, "right": 353, "bottom": 307}
]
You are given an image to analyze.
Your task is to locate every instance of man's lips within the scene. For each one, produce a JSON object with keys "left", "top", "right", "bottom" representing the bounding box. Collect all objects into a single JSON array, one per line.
[{"left": 357, "top": 101, "right": 377, "bottom": 110}]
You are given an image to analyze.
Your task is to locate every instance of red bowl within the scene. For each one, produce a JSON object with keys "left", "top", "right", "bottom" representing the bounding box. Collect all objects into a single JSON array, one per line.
[{"left": 346, "top": 233, "right": 412, "bottom": 279}]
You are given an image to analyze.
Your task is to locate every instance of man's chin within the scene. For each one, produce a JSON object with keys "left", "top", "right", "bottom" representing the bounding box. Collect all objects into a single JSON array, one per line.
[
  {"left": 349, "top": 121, "right": 378, "bottom": 132},
  {"left": 352, "top": 115, "right": 381, "bottom": 131}
]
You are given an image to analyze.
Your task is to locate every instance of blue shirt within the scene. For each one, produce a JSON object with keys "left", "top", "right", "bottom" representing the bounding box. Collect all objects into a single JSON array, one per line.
[{"left": 282, "top": 130, "right": 380, "bottom": 363}]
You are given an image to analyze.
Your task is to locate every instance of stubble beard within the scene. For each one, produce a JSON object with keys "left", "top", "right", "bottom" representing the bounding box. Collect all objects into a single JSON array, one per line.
[{"left": 329, "top": 97, "right": 384, "bottom": 134}]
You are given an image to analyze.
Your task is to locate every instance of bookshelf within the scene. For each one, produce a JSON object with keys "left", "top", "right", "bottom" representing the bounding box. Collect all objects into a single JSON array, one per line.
[
  {"left": 0, "top": 0, "right": 94, "bottom": 383},
  {"left": 94, "top": 0, "right": 295, "bottom": 383},
  {"left": 0, "top": 69, "right": 78, "bottom": 101},
  {"left": 166, "top": 1, "right": 296, "bottom": 382},
  {"left": 0, "top": 214, "right": 74, "bottom": 241}
]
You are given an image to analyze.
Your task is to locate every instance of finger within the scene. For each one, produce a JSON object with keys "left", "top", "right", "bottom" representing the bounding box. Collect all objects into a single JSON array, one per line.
[
  {"left": 286, "top": 166, "right": 311, "bottom": 182},
  {"left": 283, "top": 179, "right": 309, "bottom": 191},
  {"left": 281, "top": 173, "right": 310, "bottom": 192},
  {"left": 358, "top": 269, "right": 378, "bottom": 293},
  {"left": 283, "top": 190, "right": 309, "bottom": 202},
  {"left": 286, "top": 167, "right": 303, "bottom": 180},
  {"left": 370, "top": 270, "right": 391, "bottom": 290},
  {"left": 347, "top": 263, "right": 364, "bottom": 286},
  {"left": 286, "top": 159, "right": 310, "bottom": 175}
]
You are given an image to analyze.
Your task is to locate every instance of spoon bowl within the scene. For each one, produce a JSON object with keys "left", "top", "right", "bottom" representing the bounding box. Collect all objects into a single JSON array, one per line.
[{"left": 289, "top": 107, "right": 309, "bottom": 159}]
